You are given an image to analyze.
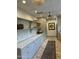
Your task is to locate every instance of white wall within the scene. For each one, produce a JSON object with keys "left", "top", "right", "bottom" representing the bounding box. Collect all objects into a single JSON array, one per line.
[
  {"left": 37, "top": 18, "right": 47, "bottom": 33},
  {"left": 17, "top": 8, "right": 37, "bottom": 21},
  {"left": 57, "top": 17, "right": 61, "bottom": 33},
  {"left": 47, "top": 20, "right": 57, "bottom": 36}
]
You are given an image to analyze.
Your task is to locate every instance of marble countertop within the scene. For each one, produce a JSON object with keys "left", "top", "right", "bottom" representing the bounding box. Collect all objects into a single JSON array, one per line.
[{"left": 17, "top": 34, "right": 43, "bottom": 49}]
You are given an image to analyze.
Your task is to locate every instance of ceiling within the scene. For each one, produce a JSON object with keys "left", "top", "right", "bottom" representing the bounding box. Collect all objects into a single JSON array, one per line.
[{"left": 17, "top": 0, "right": 61, "bottom": 17}]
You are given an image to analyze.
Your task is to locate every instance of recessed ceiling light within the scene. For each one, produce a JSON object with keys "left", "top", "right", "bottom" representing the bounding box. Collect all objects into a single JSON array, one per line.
[
  {"left": 35, "top": 10, "right": 38, "bottom": 13},
  {"left": 22, "top": 0, "right": 26, "bottom": 4}
]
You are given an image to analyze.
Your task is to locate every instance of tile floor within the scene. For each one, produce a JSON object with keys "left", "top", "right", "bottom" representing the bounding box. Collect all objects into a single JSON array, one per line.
[{"left": 33, "top": 36, "right": 61, "bottom": 59}]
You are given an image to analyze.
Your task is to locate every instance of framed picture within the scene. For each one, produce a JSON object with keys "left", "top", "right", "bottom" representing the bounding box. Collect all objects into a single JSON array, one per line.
[
  {"left": 48, "top": 22, "right": 55, "bottom": 30},
  {"left": 17, "top": 24, "right": 24, "bottom": 30}
]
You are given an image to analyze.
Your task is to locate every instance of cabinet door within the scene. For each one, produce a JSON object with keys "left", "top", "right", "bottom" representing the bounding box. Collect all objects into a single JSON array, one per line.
[
  {"left": 28, "top": 42, "right": 36, "bottom": 59},
  {"left": 21, "top": 46, "right": 30, "bottom": 59}
]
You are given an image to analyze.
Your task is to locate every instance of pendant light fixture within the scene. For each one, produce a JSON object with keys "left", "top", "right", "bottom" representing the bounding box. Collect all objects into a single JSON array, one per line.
[{"left": 46, "top": 12, "right": 53, "bottom": 21}]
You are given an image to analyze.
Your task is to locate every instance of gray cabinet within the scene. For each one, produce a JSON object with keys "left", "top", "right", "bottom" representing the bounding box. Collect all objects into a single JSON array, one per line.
[{"left": 17, "top": 34, "right": 45, "bottom": 59}]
